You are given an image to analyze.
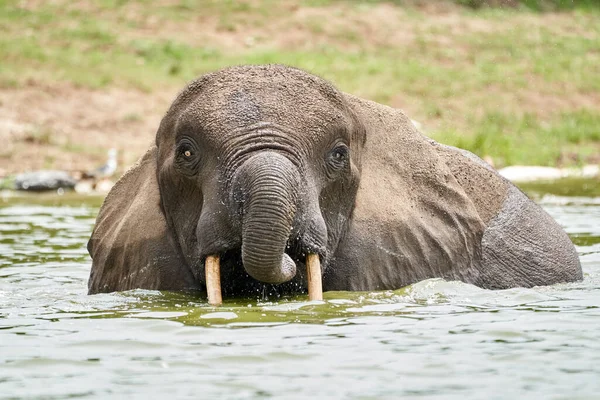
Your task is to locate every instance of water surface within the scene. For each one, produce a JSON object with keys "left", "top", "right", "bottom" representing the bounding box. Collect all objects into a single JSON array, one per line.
[{"left": 1, "top": 184, "right": 599, "bottom": 399}]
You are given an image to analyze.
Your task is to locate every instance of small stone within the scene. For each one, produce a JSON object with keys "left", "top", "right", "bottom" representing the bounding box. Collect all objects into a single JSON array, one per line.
[
  {"left": 14, "top": 170, "right": 77, "bottom": 191},
  {"left": 75, "top": 180, "right": 94, "bottom": 194},
  {"left": 94, "top": 178, "right": 114, "bottom": 193}
]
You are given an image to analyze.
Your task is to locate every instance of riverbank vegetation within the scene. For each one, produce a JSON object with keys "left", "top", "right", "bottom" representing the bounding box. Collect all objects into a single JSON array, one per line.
[{"left": 1, "top": 0, "right": 598, "bottom": 174}]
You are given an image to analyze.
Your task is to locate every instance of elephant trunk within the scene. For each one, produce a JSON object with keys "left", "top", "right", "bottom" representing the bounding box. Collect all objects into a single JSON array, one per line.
[{"left": 236, "top": 152, "right": 300, "bottom": 284}]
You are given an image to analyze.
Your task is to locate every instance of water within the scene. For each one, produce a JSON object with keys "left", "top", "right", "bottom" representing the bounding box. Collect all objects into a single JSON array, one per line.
[{"left": 1, "top": 184, "right": 599, "bottom": 399}]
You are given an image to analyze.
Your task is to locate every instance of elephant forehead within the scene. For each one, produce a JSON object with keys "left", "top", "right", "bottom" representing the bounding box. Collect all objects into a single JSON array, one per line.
[
  {"left": 171, "top": 66, "right": 348, "bottom": 136},
  {"left": 175, "top": 90, "right": 350, "bottom": 149},
  {"left": 206, "top": 87, "right": 344, "bottom": 127}
]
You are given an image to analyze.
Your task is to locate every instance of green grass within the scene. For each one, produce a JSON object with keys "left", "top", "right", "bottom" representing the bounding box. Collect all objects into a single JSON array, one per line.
[
  {"left": 456, "top": 0, "right": 600, "bottom": 11},
  {"left": 520, "top": 177, "right": 600, "bottom": 198},
  {"left": 311, "top": 0, "right": 600, "bottom": 10},
  {"left": 0, "top": 0, "right": 599, "bottom": 166},
  {"left": 432, "top": 110, "right": 600, "bottom": 167}
]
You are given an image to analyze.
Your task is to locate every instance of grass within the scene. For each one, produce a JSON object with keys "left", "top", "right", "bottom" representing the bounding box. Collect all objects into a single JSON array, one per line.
[
  {"left": 520, "top": 177, "right": 600, "bottom": 198},
  {"left": 0, "top": 0, "right": 599, "bottom": 167},
  {"left": 434, "top": 110, "right": 600, "bottom": 166},
  {"left": 22, "top": 126, "right": 54, "bottom": 146}
]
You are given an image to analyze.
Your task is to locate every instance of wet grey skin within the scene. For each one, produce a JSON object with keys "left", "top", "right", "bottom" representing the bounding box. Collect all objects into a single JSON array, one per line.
[{"left": 86, "top": 64, "right": 582, "bottom": 298}]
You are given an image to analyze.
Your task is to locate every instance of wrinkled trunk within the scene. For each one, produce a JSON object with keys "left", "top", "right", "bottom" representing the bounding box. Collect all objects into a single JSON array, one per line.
[{"left": 236, "top": 152, "right": 300, "bottom": 284}]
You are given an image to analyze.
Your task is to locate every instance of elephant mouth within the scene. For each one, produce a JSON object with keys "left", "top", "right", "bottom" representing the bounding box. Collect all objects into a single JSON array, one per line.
[{"left": 199, "top": 238, "right": 324, "bottom": 300}]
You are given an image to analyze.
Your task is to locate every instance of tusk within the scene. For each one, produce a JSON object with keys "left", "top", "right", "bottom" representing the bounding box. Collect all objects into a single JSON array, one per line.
[
  {"left": 205, "top": 255, "right": 222, "bottom": 306},
  {"left": 306, "top": 253, "right": 323, "bottom": 301}
]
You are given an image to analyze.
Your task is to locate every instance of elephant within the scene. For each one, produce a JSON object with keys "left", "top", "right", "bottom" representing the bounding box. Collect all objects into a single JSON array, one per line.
[{"left": 87, "top": 64, "right": 582, "bottom": 300}]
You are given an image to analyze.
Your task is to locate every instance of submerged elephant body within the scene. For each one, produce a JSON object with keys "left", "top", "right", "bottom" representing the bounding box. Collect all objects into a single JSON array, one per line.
[{"left": 87, "top": 65, "right": 581, "bottom": 297}]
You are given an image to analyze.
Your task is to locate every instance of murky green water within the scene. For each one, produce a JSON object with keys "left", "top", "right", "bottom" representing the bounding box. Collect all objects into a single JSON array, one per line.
[{"left": 1, "top": 183, "right": 599, "bottom": 399}]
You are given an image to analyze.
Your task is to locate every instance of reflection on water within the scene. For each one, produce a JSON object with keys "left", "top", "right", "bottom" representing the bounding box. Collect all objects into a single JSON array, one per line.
[{"left": 1, "top": 185, "right": 599, "bottom": 399}]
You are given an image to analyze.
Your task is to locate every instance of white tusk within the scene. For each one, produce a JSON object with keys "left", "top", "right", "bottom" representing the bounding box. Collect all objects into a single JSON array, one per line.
[
  {"left": 205, "top": 255, "right": 222, "bottom": 306},
  {"left": 306, "top": 253, "right": 323, "bottom": 301}
]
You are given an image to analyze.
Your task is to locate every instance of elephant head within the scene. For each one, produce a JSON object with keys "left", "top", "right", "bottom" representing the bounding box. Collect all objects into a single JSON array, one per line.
[
  {"left": 88, "top": 65, "right": 582, "bottom": 298},
  {"left": 155, "top": 66, "right": 365, "bottom": 296},
  {"left": 88, "top": 65, "right": 364, "bottom": 297}
]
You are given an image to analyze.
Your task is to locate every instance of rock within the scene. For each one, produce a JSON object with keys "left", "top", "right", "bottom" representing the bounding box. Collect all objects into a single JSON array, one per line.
[
  {"left": 94, "top": 178, "right": 115, "bottom": 194},
  {"left": 14, "top": 170, "right": 77, "bottom": 191},
  {"left": 498, "top": 165, "right": 600, "bottom": 182},
  {"left": 74, "top": 179, "right": 94, "bottom": 194}
]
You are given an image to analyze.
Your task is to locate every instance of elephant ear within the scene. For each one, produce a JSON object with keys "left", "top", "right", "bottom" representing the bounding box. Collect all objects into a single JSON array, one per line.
[
  {"left": 326, "top": 94, "right": 489, "bottom": 290},
  {"left": 87, "top": 146, "right": 198, "bottom": 294}
]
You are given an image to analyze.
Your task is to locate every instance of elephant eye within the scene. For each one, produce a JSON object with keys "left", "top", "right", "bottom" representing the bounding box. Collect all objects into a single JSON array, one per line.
[
  {"left": 175, "top": 140, "right": 200, "bottom": 174},
  {"left": 327, "top": 144, "right": 349, "bottom": 171},
  {"left": 177, "top": 144, "right": 195, "bottom": 159}
]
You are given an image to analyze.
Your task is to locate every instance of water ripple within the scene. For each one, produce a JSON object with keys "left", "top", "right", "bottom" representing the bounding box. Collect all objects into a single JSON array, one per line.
[{"left": 0, "top": 193, "right": 599, "bottom": 399}]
